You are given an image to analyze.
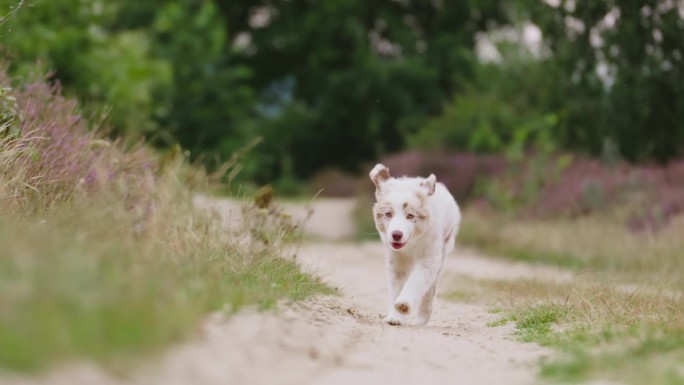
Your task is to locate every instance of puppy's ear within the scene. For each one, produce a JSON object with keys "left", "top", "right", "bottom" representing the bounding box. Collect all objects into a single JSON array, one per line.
[
  {"left": 422, "top": 174, "right": 437, "bottom": 196},
  {"left": 369, "top": 163, "right": 390, "bottom": 192}
]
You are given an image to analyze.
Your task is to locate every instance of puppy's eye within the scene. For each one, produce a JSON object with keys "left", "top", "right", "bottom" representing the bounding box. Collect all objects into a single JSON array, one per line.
[
  {"left": 406, "top": 214, "right": 415, "bottom": 220},
  {"left": 385, "top": 212, "right": 393, "bottom": 218}
]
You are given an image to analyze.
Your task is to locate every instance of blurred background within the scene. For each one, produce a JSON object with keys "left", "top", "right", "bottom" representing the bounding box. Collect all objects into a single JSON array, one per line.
[
  {"left": 1, "top": 0, "right": 683, "bottom": 218},
  {"left": 2, "top": 2, "right": 684, "bottom": 380}
]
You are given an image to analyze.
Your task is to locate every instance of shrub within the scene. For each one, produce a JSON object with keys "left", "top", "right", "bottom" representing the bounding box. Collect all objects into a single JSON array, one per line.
[
  {"left": 0, "top": 69, "right": 154, "bottom": 213},
  {"left": 0, "top": 0, "right": 172, "bottom": 135}
]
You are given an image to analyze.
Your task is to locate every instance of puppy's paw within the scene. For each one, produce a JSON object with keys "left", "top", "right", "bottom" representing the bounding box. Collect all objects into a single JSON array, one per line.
[
  {"left": 383, "top": 314, "right": 404, "bottom": 326},
  {"left": 394, "top": 301, "right": 411, "bottom": 315}
]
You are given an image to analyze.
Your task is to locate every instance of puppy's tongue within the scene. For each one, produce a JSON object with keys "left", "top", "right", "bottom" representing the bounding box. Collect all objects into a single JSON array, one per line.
[{"left": 391, "top": 242, "right": 404, "bottom": 250}]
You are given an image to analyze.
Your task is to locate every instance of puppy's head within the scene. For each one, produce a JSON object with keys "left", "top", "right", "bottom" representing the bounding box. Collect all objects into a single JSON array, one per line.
[{"left": 369, "top": 164, "right": 436, "bottom": 251}]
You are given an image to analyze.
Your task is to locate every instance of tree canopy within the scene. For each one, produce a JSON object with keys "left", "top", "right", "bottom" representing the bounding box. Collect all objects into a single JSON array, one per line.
[
  {"left": 1, "top": 0, "right": 682, "bottom": 183},
  {"left": 528, "top": 0, "right": 684, "bottom": 163}
]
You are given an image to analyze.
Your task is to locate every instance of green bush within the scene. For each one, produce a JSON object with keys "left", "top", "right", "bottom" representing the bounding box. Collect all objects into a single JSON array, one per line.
[
  {"left": 523, "top": 0, "right": 684, "bottom": 163},
  {"left": 409, "top": 48, "right": 561, "bottom": 155},
  {"left": 0, "top": 0, "right": 172, "bottom": 136}
]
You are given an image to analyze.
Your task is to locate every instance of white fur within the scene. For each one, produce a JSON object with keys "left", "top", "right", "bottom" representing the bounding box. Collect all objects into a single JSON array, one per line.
[{"left": 370, "top": 163, "right": 461, "bottom": 326}]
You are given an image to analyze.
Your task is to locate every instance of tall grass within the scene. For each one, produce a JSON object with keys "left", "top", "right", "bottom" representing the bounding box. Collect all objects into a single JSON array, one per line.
[{"left": 0, "top": 69, "right": 329, "bottom": 372}]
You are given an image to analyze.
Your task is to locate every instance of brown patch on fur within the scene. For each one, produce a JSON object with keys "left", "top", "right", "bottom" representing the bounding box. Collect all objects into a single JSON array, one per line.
[
  {"left": 373, "top": 203, "right": 392, "bottom": 233},
  {"left": 415, "top": 192, "right": 426, "bottom": 205},
  {"left": 370, "top": 164, "right": 391, "bottom": 190},
  {"left": 416, "top": 208, "right": 429, "bottom": 220},
  {"left": 395, "top": 302, "right": 410, "bottom": 314},
  {"left": 402, "top": 202, "right": 408, "bottom": 209},
  {"left": 376, "top": 167, "right": 390, "bottom": 181}
]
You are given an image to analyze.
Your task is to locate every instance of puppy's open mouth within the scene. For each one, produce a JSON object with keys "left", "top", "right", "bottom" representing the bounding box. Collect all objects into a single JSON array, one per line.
[{"left": 390, "top": 242, "right": 406, "bottom": 250}]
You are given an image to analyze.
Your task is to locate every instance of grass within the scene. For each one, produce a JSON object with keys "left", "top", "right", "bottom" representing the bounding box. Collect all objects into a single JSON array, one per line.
[
  {"left": 447, "top": 205, "right": 684, "bottom": 384},
  {"left": 459, "top": 207, "right": 684, "bottom": 284},
  {"left": 446, "top": 270, "right": 684, "bottom": 384},
  {"left": 0, "top": 174, "right": 330, "bottom": 374},
  {"left": 507, "top": 303, "right": 568, "bottom": 342},
  {"left": 0, "top": 68, "right": 330, "bottom": 372}
]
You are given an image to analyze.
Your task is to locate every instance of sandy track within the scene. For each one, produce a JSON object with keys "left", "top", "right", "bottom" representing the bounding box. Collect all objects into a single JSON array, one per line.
[
  {"left": 288, "top": 242, "right": 561, "bottom": 385},
  {"left": 149, "top": 240, "right": 565, "bottom": 385},
  {"left": 4, "top": 198, "right": 571, "bottom": 385}
]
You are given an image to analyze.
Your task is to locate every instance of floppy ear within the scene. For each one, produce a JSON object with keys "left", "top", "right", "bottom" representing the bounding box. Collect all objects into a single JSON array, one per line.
[
  {"left": 422, "top": 174, "right": 437, "bottom": 196},
  {"left": 369, "top": 163, "right": 390, "bottom": 192}
]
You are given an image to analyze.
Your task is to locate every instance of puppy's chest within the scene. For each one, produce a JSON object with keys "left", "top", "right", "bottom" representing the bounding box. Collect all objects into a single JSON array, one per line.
[
  {"left": 387, "top": 253, "right": 414, "bottom": 273},
  {"left": 388, "top": 246, "right": 435, "bottom": 265}
]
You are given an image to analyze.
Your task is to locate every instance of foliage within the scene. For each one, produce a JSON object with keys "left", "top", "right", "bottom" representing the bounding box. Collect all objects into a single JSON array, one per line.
[
  {"left": 409, "top": 48, "right": 560, "bottom": 154},
  {"left": 0, "top": 67, "right": 329, "bottom": 372},
  {"left": 522, "top": 0, "right": 684, "bottom": 163},
  {"left": 0, "top": 84, "right": 20, "bottom": 136},
  {"left": 0, "top": 0, "right": 511, "bottom": 183},
  {"left": 409, "top": 51, "right": 570, "bottom": 210},
  {"left": 215, "top": 0, "right": 508, "bottom": 179},
  {"left": 0, "top": 0, "right": 172, "bottom": 136},
  {"left": 118, "top": 0, "right": 256, "bottom": 156},
  {"left": 414, "top": 0, "right": 684, "bottom": 165},
  {"left": 3, "top": 0, "right": 684, "bottom": 184},
  {"left": 0, "top": 69, "right": 152, "bottom": 212}
]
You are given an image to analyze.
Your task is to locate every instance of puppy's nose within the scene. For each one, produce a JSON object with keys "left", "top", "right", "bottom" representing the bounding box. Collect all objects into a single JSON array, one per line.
[{"left": 391, "top": 231, "right": 403, "bottom": 241}]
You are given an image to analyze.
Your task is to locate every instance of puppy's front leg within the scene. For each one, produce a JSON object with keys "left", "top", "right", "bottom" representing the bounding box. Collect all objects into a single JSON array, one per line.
[
  {"left": 383, "top": 254, "right": 409, "bottom": 325},
  {"left": 416, "top": 284, "right": 437, "bottom": 326},
  {"left": 394, "top": 258, "right": 440, "bottom": 320}
]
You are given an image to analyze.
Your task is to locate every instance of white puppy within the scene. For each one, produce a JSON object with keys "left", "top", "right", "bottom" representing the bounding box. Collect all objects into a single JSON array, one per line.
[{"left": 369, "top": 163, "right": 461, "bottom": 326}]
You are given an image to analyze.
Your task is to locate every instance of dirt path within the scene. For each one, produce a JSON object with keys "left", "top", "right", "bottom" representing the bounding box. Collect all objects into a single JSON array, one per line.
[
  {"left": 289, "top": 242, "right": 562, "bottom": 385},
  {"left": 5, "top": 198, "right": 571, "bottom": 385}
]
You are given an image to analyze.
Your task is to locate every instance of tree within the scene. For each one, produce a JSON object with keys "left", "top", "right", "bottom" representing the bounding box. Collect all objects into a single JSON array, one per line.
[
  {"left": 216, "top": 0, "right": 508, "bottom": 179},
  {"left": 115, "top": 0, "right": 256, "bottom": 157},
  {"left": 527, "top": 0, "right": 684, "bottom": 162},
  {"left": 0, "top": 0, "right": 172, "bottom": 135},
  {"left": 1, "top": 0, "right": 512, "bottom": 181}
]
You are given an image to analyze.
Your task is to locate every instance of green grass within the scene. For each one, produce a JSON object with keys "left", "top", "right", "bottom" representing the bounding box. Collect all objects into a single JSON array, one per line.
[
  {"left": 473, "top": 278, "right": 684, "bottom": 385},
  {"left": 508, "top": 304, "right": 569, "bottom": 342},
  {"left": 541, "top": 330, "right": 684, "bottom": 384},
  {"left": 536, "top": 323, "right": 684, "bottom": 384},
  {"left": 0, "top": 193, "right": 331, "bottom": 373}
]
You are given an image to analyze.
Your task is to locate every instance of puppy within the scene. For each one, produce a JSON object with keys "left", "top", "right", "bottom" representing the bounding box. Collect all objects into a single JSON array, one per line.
[{"left": 369, "top": 164, "right": 461, "bottom": 326}]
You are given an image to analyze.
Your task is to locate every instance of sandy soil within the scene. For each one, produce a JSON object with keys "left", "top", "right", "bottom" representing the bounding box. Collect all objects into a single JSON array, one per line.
[{"left": 4, "top": 198, "right": 573, "bottom": 385}]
